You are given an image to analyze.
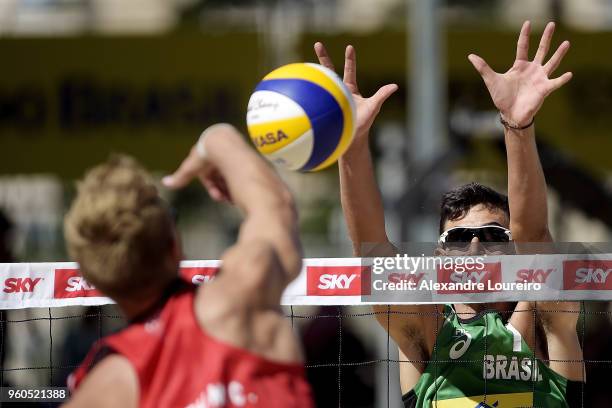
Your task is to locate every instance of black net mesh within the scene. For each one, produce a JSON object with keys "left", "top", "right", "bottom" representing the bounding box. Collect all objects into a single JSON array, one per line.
[{"left": 1, "top": 302, "right": 611, "bottom": 407}]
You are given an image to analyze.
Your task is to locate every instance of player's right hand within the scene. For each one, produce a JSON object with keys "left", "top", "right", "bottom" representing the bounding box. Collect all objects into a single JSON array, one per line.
[
  {"left": 313, "top": 42, "right": 398, "bottom": 148},
  {"left": 468, "top": 21, "right": 572, "bottom": 128}
]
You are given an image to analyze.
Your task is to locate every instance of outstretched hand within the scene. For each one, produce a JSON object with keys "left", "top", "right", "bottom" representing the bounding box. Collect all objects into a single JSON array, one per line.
[
  {"left": 468, "top": 21, "right": 572, "bottom": 128},
  {"left": 314, "top": 42, "right": 398, "bottom": 141}
]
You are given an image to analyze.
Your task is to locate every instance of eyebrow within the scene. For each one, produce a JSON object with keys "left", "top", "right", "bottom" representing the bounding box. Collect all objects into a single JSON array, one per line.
[{"left": 480, "top": 222, "right": 504, "bottom": 227}]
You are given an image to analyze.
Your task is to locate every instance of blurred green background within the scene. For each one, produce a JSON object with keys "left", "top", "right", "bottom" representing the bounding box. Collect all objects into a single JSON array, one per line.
[
  {"left": 1, "top": 1, "right": 610, "bottom": 263},
  {"left": 0, "top": 1, "right": 611, "bottom": 406},
  {"left": 1, "top": 29, "right": 610, "bottom": 177}
]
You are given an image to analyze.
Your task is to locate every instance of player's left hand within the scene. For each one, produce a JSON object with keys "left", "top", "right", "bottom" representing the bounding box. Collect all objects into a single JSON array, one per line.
[
  {"left": 468, "top": 21, "right": 572, "bottom": 128},
  {"left": 314, "top": 42, "right": 398, "bottom": 143}
]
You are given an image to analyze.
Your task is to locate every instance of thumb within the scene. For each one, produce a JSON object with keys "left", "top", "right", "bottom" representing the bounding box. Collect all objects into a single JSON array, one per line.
[
  {"left": 371, "top": 84, "right": 399, "bottom": 110},
  {"left": 162, "top": 151, "right": 202, "bottom": 190},
  {"left": 468, "top": 54, "right": 496, "bottom": 85}
]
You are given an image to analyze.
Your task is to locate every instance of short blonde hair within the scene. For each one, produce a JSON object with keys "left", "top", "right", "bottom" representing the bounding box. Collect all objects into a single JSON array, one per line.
[{"left": 64, "top": 155, "right": 177, "bottom": 301}]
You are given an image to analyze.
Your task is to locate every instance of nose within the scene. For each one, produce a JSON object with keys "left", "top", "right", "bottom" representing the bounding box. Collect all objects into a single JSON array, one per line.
[{"left": 468, "top": 236, "right": 484, "bottom": 255}]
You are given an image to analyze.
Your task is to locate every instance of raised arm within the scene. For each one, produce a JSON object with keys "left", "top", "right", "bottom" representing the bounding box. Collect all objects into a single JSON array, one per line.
[
  {"left": 468, "top": 21, "right": 571, "bottom": 242},
  {"left": 314, "top": 43, "right": 443, "bottom": 393},
  {"left": 470, "top": 22, "right": 583, "bottom": 381},
  {"left": 163, "top": 124, "right": 301, "bottom": 305},
  {"left": 66, "top": 127, "right": 303, "bottom": 407},
  {"left": 314, "top": 43, "right": 397, "bottom": 254}
]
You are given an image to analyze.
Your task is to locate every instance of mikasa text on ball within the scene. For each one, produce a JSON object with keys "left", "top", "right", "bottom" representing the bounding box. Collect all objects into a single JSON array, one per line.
[{"left": 246, "top": 63, "right": 356, "bottom": 171}]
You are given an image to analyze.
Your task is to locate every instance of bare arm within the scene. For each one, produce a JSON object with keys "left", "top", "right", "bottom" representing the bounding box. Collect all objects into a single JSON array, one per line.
[
  {"left": 67, "top": 128, "right": 303, "bottom": 405},
  {"left": 339, "top": 138, "right": 388, "bottom": 250},
  {"left": 470, "top": 21, "right": 582, "bottom": 381},
  {"left": 164, "top": 125, "right": 303, "bottom": 363},
  {"left": 314, "top": 44, "right": 442, "bottom": 390},
  {"left": 468, "top": 21, "right": 571, "bottom": 242},
  {"left": 313, "top": 43, "right": 397, "bottom": 251},
  {"left": 504, "top": 126, "right": 551, "bottom": 241},
  {"left": 313, "top": 43, "right": 396, "bottom": 254},
  {"left": 163, "top": 124, "right": 301, "bottom": 305},
  {"left": 503, "top": 21, "right": 569, "bottom": 242}
]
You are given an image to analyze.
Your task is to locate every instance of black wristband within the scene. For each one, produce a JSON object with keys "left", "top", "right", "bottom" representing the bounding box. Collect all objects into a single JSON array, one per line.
[{"left": 499, "top": 113, "right": 534, "bottom": 130}]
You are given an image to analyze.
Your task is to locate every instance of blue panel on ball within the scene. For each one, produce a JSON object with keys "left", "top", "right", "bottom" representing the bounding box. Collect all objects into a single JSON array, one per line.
[{"left": 255, "top": 79, "right": 343, "bottom": 171}]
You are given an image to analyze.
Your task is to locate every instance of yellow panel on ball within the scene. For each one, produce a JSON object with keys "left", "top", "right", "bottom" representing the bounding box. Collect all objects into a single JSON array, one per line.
[
  {"left": 246, "top": 63, "right": 356, "bottom": 172},
  {"left": 248, "top": 115, "right": 312, "bottom": 155},
  {"left": 264, "top": 63, "right": 355, "bottom": 171}
]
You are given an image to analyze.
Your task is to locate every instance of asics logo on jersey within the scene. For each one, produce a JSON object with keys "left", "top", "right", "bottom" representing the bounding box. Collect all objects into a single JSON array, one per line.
[{"left": 449, "top": 330, "right": 472, "bottom": 360}]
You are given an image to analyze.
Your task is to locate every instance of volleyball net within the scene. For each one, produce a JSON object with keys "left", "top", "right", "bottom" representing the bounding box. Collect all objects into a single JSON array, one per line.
[{"left": 1, "top": 247, "right": 611, "bottom": 406}]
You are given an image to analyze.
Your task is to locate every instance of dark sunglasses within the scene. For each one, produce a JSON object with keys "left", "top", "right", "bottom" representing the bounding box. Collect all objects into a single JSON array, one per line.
[{"left": 438, "top": 225, "right": 512, "bottom": 246}]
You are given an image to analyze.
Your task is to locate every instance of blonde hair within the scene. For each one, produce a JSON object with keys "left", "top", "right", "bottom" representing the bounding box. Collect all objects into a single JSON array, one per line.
[{"left": 64, "top": 155, "right": 177, "bottom": 301}]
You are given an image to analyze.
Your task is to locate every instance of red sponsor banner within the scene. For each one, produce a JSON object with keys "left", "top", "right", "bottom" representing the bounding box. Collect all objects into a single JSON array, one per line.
[
  {"left": 436, "top": 262, "right": 502, "bottom": 294},
  {"left": 563, "top": 260, "right": 612, "bottom": 290},
  {"left": 180, "top": 267, "right": 219, "bottom": 285},
  {"left": 54, "top": 269, "right": 103, "bottom": 298},
  {"left": 306, "top": 266, "right": 370, "bottom": 296}
]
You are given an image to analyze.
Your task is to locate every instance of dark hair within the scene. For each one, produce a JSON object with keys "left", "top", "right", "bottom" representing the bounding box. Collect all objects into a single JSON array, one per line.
[
  {"left": 439, "top": 182, "right": 509, "bottom": 234},
  {"left": 0, "top": 209, "right": 12, "bottom": 236}
]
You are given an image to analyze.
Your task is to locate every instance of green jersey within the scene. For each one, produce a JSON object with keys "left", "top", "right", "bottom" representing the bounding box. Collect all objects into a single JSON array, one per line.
[{"left": 407, "top": 305, "right": 573, "bottom": 408}]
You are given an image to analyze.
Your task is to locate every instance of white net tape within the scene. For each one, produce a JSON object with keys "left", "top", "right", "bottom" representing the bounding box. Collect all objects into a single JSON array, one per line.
[{"left": 0, "top": 253, "right": 610, "bottom": 309}]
